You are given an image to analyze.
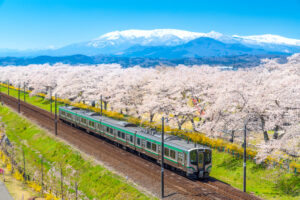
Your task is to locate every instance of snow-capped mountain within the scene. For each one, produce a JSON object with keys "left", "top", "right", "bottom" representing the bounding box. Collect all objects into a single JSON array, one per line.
[
  {"left": 0, "top": 29, "right": 299, "bottom": 57},
  {"left": 233, "top": 34, "right": 300, "bottom": 46},
  {"left": 88, "top": 29, "right": 227, "bottom": 47},
  {"left": 87, "top": 29, "right": 300, "bottom": 49},
  {"left": 54, "top": 29, "right": 300, "bottom": 56}
]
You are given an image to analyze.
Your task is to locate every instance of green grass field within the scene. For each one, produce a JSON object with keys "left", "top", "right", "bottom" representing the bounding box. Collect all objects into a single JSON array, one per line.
[
  {"left": 0, "top": 85, "right": 63, "bottom": 113},
  {"left": 211, "top": 150, "right": 299, "bottom": 200},
  {"left": 0, "top": 104, "right": 153, "bottom": 199},
  {"left": 1, "top": 86, "right": 299, "bottom": 200}
]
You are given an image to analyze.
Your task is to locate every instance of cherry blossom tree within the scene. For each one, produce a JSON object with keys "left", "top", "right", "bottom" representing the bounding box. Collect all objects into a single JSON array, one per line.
[{"left": 0, "top": 54, "right": 299, "bottom": 160}]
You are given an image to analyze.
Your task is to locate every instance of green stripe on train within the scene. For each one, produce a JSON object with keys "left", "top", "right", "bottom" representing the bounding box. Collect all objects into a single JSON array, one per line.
[{"left": 60, "top": 108, "right": 187, "bottom": 154}]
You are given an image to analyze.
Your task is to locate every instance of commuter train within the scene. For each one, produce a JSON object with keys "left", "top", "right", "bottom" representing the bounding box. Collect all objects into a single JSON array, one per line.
[{"left": 59, "top": 106, "right": 212, "bottom": 179}]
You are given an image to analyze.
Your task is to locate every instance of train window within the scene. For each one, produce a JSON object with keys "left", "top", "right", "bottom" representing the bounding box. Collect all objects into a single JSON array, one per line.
[
  {"left": 106, "top": 126, "right": 109, "bottom": 132},
  {"left": 146, "top": 141, "right": 151, "bottom": 149},
  {"left": 178, "top": 152, "right": 183, "bottom": 164},
  {"left": 61, "top": 111, "right": 65, "bottom": 115},
  {"left": 81, "top": 118, "right": 87, "bottom": 124},
  {"left": 121, "top": 132, "right": 125, "bottom": 139},
  {"left": 89, "top": 121, "right": 95, "bottom": 127},
  {"left": 170, "top": 150, "right": 176, "bottom": 160},
  {"left": 137, "top": 138, "right": 141, "bottom": 146},
  {"left": 199, "top": 153, "right": 203, "bottom": 164},
  {"left": 151, "top": 143, "right": 157, "bottom": 152},
  {"left": 190, "top": 150, "right": 197, "bottom": 165},
  {"left": 129, "top": 135, "right": 133, "bottom": 143},
  {"left": 117, "top": 131, "right": 121, "bottom": 138},
  {"left": 205, "top": 151, "right": 211, "bottom": 164},
  {"left": 109, "top": 128, "right": 113, "bottom": 134},
  {"left": 164, "top": 148, "right": 170, "bottom": 157}
]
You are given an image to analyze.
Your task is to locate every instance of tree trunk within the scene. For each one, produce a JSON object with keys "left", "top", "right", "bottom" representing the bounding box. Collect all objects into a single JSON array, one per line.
[
  {"left": 178, "top": 124, "right": 182, "bottom": 130},
  {"left": 260, "top": 116, "right": 269, "bottom": 143},
  {"left": 190, "top": 118, "right": 196, "bottom": 131},
  {"left": 273, "top": 125, "right": 279, "bottom": 139},
  {"left": 263, "top": 131, "right": 269, "bottom": 143},
  {"left": 150, "top": 113, "right": 154, "bottom": 123},
  {"left": 230, "top": 130, "right": 235, "bottom": 143},
  {"left": 104, "top": 101, "right": 107, "bottom": 110}
]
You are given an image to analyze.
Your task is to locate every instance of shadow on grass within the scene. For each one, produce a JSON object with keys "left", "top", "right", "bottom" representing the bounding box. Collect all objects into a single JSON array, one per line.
[
  {"left": 216, "top": 157, "right": 242, "bottom": 171},
  {"left": 250, "top": 163, "right": 267, "bottom": 173},
  {"left": 204, "top": 176, "right": 231, "bottom": 185}
]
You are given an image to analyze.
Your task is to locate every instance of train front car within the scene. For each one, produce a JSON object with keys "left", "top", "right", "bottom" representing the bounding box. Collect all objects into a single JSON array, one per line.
[{"left": 187, "top": 148, "right": 212, "bottom": 179}]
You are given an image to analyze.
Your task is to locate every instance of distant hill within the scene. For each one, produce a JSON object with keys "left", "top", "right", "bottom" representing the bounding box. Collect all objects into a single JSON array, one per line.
[
  {"left": 0, "top": 54, "right": 288, "bottom": 69},
  {"left": 120, "top": 37, "right": 277, "bottom": 58}
]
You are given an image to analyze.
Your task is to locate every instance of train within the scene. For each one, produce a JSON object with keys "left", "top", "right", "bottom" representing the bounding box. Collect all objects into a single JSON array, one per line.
[{"left": 59, "top": 106, "right": 212, "bottom": 179}]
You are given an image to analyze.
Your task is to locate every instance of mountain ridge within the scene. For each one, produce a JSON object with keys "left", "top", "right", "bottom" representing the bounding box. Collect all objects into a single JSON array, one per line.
[
  {"left": 0, "top": 29, "right": 299, "bottom": 57},
  {"left": 120, "top": 37, "right": 275, "bottom": 58}
]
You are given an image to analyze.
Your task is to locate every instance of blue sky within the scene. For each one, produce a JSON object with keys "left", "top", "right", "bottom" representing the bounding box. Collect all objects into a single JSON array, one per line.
[{"left": 0, "top": 0, "right": 299, "bottom": 50}]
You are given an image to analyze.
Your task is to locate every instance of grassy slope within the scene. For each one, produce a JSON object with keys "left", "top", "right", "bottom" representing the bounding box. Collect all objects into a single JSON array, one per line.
[
  {"left": 0, "top": 105, "right": 152, "bottom": 200},
  {"left": 1, "top": 86, "right": 299, "bottom": 200},
  {"left": 211, "top": 150, "right": 299, "bottom": 200},
  {"left": 0, "top": 86, "right": 63, "bottom": 113}
]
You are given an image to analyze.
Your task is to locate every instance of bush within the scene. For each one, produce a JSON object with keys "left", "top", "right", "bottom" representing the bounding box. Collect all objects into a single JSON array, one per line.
[{"left": 275, "top": 174, "right": 300, "bottom": 196}]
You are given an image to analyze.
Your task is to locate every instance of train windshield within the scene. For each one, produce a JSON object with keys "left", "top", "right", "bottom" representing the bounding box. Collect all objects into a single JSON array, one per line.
[
  {"left": 190, "top": 150, "right": 203, "bottom": 165},
  {"left": 204, "top": 150, "right": 212, "bottom": 164}
]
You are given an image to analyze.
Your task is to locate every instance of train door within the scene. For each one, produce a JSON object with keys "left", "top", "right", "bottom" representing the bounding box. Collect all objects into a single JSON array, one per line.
[
  {"left": 198, "top": 151, "right": 204, "bottom": 170},
  {"left": 189, "top": 149, "right": 204, "bottom": 177},
  {"left": 141, "top": 139, "right": 146, "bottom": 152},
  {"left": 157, "top": 145, "right": 161, "bottom": 161},
  {"left": 178, "top": 152, "right": 184, "bottom": 168}
]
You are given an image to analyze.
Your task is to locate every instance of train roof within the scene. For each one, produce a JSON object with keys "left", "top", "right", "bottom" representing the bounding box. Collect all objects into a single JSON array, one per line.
[{"left": 60, "top": 106, "right": 210, "bottom": 152}]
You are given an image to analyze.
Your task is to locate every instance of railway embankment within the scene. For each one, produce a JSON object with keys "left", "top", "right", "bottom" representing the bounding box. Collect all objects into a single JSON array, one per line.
[
  {"left": 0, "top": 105, "right": 153, "bottom": 200},
  {"left": 0, "top": 90, "right": 299, "bottom": 200}
]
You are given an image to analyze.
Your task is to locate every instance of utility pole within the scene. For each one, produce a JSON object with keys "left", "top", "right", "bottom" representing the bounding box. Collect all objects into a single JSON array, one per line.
[
  {"left": 7, "top": 80, "right": 9, "bottom": 95},
  {"left": 18, "top": 84, "right": 20, "bottom": 113},
  {"left": 61, "top": 165, "right": 64, "bottom": 200},
  {"left": 11, "top": 148, "right": 14, "bottom": 174},
  {"left": 55, "top": 94, "right": 58, "bottom": 136},
  {"left": 41, "top": 157, "right": 44, "bottom": 196},
  {"left": 23, "top": 148, "right": 26, "bottom": 181},
  {"left": 243, "top": 123, "right": 247, "bottom": 193},
  {"left": 0, "top": 81, "right": 2, "bottom": 103},
  {"left": 75, "top": 181, "right": 78, "bottom": 200},
  {"left": 23, "top": 83, "right": 26, "bottom": 102},
  {"left": 161, "top": 117, "right": 165, "bottom": 199},
  {"left": 50, "top": 89, "right": 52, "bottom": 113},
  {"left": 100, "top": 95, "right": 103, "bottom": 116}
]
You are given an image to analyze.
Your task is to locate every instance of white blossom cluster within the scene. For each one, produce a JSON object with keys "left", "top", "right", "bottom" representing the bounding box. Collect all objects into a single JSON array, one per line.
[{"left": 1, "top": 54, "right": 300, "bottom": 160}]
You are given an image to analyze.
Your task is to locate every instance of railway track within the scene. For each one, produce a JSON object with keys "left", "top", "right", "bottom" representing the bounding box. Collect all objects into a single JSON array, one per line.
[{"left": 0, "top": 93, "right": 261, "bottom": 200}]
